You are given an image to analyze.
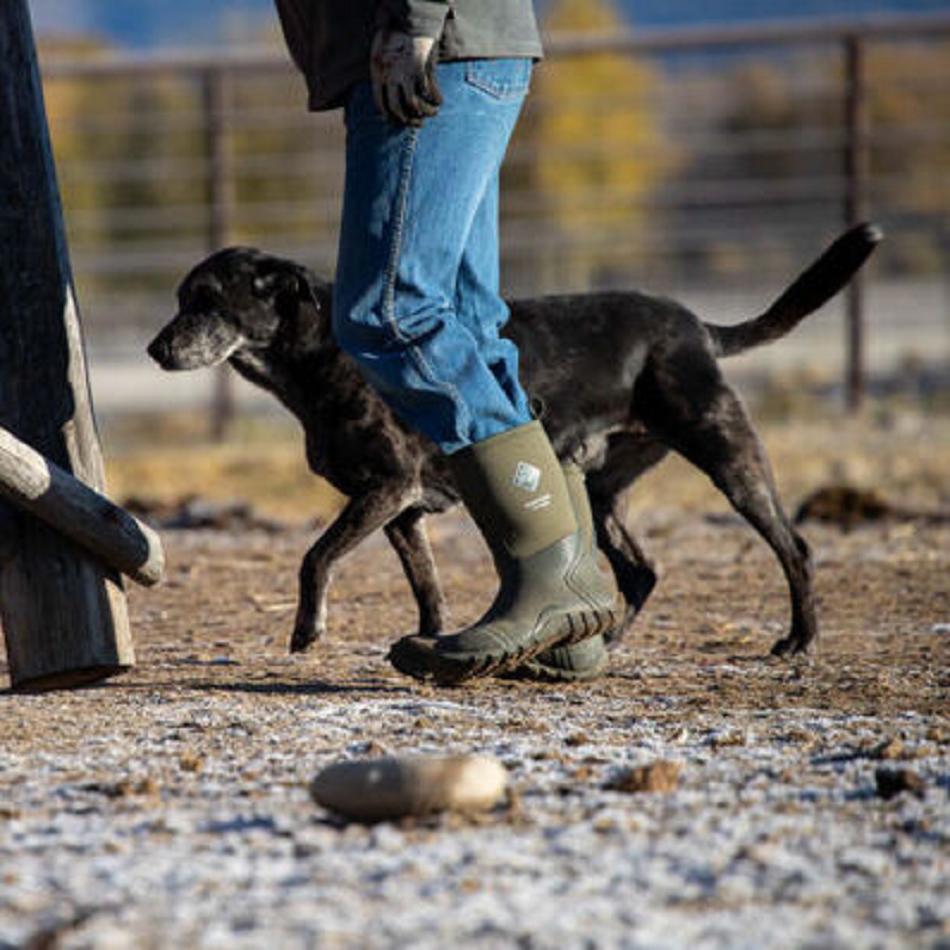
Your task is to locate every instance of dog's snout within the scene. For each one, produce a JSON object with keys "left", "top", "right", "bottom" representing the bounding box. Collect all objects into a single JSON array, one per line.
[
  {"left": 147, "top": 334, "right": 165, "bottom": 363},
  {"left": 147, "top": 332, "right": 172, "bottom": 367}
]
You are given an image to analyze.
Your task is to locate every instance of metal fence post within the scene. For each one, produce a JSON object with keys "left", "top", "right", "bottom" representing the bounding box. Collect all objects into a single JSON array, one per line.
[
  {"left": 843, "top": 34, "right": 869, "bottom": 413},
  {"left": 202, "top": 67, "right": 236, "bottom": 440}
]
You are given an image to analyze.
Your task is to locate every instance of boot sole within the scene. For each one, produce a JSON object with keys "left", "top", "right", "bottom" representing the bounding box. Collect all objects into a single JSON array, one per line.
[
  {"left": 388, "top": 601, "right": 621, "bottom": 686},
  {"left": 500, "top": 653, "right": 609, "bottom": 683}
]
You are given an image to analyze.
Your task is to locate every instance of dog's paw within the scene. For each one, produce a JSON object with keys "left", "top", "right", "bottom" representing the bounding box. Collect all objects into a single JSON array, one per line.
[
  {"left": 770, "top": 633, "right": 814, "bottom": 657},
  {"left": 602, "top": 607, "right": 638, "bottom": 650},
  {"left": 289, "top": 626, "right": 322, "bottom": 654}
]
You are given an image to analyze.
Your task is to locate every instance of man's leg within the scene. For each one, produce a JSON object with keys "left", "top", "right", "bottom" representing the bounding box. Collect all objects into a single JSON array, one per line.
[
  {"left": 333, "top": 60, "right": 533, "bottom": 455},
  {"left": 333, "top": 59, "right": 619, "bottom": 683},
  {"left": 452, "top": 170, "right": 533, "bottom": 423}
]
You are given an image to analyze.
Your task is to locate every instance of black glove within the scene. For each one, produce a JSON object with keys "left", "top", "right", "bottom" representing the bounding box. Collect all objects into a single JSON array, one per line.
[{"left": 370, "top": 29, "right": 443, "bottom": 127}]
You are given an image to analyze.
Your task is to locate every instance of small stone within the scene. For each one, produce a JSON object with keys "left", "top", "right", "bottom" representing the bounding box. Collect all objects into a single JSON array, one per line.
[
  {"left": 925, "top": 725, "right": 945, "bottom": 744},
  {"left": 593, "top": 816, "right": 619, "bottom": 834},
  {"left": 871, "top": 737, "right": 906, "bottom": 760},
  {"left": 135, "top": 776, "right": 161, "bottom": 797},
  {"left": 564, "top": 732, "right": 589, "bottom": 748},
  {"left": 605, "top": 760, "right": 681, "bottom": 794},
  {"left": 709, "top": 730, "right": 746, "bottom": 749},
  {"left": 178, "top": 751, "right": 205, "bottom": 773},
  {"left": 354, "top": 740, "right": 389, "bottom": 758},
  {"left": 781, "top": 727, "right": 813, "bottom": 745},
  {"left": 875, "top": 767, "right": 926, "bottom": 800}
]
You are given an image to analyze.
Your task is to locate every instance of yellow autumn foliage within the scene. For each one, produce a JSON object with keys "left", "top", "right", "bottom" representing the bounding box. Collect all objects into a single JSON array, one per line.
[{"left": 513, "top": 0, "right": 675, "bottom": 287}]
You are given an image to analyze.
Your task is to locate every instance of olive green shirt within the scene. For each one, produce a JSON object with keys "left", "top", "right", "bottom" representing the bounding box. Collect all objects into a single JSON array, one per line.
[{"left": 275, "top": 0, "right": 543, "bottom": 111}]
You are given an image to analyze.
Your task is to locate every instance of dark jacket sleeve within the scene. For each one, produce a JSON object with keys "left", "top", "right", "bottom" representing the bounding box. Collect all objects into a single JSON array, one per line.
[
  {"left": 273, "top": 0, "right": 313, "bottom": 74},
  {"left": 378, "top": 0, "right": 451, "bottom": 38}
]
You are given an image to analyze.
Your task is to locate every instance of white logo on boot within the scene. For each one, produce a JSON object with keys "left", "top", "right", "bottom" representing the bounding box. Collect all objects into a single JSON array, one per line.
[{"left": 512, "top": 461, "right": 541, "bottom": 493}]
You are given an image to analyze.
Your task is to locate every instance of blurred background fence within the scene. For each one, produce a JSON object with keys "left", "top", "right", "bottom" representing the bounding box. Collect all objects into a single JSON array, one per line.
[{"left": 38, "top": 10, "right": 950, "bottom": 430}]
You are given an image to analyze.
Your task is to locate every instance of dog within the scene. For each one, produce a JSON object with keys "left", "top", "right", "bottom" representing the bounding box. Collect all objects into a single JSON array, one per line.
[{"left": 148, "top": 224, "right": 881, "bottom": 658}]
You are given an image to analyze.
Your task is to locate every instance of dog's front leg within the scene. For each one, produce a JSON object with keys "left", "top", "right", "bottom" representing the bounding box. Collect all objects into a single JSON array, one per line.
[
  {"left": 384, "top": 508, "right": 448, "bottom": 637},
  {"left": 291, "top": 491, "right": 410, "bottom": 653}
]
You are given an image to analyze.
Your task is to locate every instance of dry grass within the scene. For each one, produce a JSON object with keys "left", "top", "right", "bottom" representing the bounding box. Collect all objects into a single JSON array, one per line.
[{"left": 102, "top": 405, "right": 950, "bottom": 523}]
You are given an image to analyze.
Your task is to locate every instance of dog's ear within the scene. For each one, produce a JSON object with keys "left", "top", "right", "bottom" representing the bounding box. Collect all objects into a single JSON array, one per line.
[{"left": 271, "top": 263, "right": 331, "bottom": 351}]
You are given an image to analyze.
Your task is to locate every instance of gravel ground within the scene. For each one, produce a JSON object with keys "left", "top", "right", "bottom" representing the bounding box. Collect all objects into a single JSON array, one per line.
[{"left": 1, "top": 503, "right": 948, "bottom": 948}]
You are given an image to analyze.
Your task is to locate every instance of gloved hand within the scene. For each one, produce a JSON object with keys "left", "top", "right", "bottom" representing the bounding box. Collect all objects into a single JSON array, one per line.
[{"left": 370, "top": 29, "right": 443, "bottom": 127}]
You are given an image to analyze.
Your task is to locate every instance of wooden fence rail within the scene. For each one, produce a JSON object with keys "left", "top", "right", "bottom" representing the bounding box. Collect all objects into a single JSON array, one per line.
[{"left": 39, "top": 12, "right": 950, "bottom": 416}]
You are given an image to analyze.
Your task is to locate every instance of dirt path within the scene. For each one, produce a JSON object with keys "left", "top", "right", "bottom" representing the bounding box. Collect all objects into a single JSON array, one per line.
[{"left": 1, "top": 504, "right": 947, "bottom": 947}]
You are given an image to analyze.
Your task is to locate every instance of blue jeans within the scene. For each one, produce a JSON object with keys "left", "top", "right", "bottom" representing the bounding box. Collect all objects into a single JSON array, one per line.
[{"left": 332, "top": 59, "right": 534, "bottom": 455}]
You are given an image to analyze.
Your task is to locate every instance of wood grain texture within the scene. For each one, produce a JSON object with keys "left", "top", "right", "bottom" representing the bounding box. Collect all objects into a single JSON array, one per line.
[
  {"left": 0, "top": 426, "right": 165, "bottom": 587},
  {"left": 0, "top": 1, "right": 135, "bottom": 690}
]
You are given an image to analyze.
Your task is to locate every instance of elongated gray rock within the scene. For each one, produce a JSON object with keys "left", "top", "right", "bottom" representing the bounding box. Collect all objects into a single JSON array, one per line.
[{"left": 311, "top": 755, "right": 508, "bottom": 821}]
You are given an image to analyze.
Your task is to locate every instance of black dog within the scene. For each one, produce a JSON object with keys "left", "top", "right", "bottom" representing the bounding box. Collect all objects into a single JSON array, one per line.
[{"left": 148, "top": 224, "right": 881, "bottom": 658}]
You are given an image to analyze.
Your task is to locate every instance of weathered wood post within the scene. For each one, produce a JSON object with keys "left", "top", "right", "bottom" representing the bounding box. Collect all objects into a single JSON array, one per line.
[{"left": 0, "top": 1, "right": 136, "bottom": 690}]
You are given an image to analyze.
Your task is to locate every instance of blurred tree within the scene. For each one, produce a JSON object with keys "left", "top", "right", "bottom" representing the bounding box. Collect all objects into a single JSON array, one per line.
[
  {"left": 41, "top": 24, "right": 343, "bottom": 311},
  {"left": 715, "top": 41, "right": 950, "bottom": 275},
  {"left": 228, "top": 66, "right": 343, "bottom": 255},
  {"left": 866, "top": 42, "right": 950, "bottom": 224},
  {"left": 40, "top": 37, "right": 114, "bottom": 248},
  {"left": 505, "top": 0, "right": 676, "bottom": 292},
  {"left": 42, "top": 38, "right": 205, "bottom": 294}
]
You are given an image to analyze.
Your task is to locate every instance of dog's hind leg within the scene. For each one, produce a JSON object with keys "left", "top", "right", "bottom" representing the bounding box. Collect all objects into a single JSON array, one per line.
[
  {"left": 291, "top": 490, "right": 414, "bottom": 653},
  {"left": 384, "top": 508, "right": 449, "bottom": 637},
  {"left": 659, "top": 384, "right": 817, "bottom": 657},
  {"left": 586, "top": 436, "right": 666, "bottom": 646}
]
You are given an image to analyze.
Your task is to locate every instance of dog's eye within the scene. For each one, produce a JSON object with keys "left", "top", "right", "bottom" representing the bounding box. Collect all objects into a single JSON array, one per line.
[{"left": 253, "top": 273, "right": 286, "bottom": 298}]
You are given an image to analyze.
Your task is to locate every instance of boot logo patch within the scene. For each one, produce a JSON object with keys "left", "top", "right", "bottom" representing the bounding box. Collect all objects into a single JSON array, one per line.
[
  {"left": 524, "top": 493, "right": 552, "bottom": 511},
  {"left": 512, "top": 461, "right": 541, "bottom": 493}
]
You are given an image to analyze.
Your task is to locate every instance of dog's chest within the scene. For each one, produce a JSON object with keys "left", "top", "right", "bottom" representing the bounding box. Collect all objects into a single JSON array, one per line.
[{"left": 301, "top": 393, "right": 423, "bottom": 496}]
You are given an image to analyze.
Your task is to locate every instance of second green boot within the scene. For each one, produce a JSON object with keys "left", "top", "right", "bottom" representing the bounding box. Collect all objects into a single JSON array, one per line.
[{"left": 506, "top": 463, "right": 613, "bottom": 682}]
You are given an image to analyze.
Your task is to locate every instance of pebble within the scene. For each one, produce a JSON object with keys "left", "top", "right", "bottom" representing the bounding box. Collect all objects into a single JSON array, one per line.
[
  {"left": 604, "top": 760, "right": 681, "bottom": 794},
  {"left": 875, "top": 767, "right": 926, "bottom": 800}
]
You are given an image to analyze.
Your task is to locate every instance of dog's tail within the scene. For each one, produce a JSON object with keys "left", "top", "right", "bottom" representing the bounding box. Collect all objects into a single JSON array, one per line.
[{"left": 707, "top": 223, "right": 883, "bottom": 358}]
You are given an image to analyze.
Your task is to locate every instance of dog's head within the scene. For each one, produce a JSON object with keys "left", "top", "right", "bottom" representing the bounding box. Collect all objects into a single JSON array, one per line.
[{"left": 147, "top": 247, "right": 332, "bottom": 371}]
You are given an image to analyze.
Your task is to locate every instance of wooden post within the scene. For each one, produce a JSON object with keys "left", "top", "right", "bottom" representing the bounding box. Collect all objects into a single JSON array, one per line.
[
  {"left": 0, "top": 1, "right": 136, "bottom": 690},
  {"left": 203, "top": 67, "right": 236, "bottom": 441},
  {"left": 843, "top": 35, "right": 870, "bottom": 413}
]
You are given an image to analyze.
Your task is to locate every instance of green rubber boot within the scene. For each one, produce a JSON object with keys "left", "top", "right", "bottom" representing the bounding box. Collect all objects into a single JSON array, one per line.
[
  {"left": 388, "top": 421, "right": 620, "bottom": 685},
  {"left": 507, "top": 463, "right": 612, "bottom": 682}
]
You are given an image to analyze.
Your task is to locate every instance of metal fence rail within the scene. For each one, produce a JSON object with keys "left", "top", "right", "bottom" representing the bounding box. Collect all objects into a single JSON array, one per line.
[{"left": 38, "top": 13, "right": 950, "bottom": 427}]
